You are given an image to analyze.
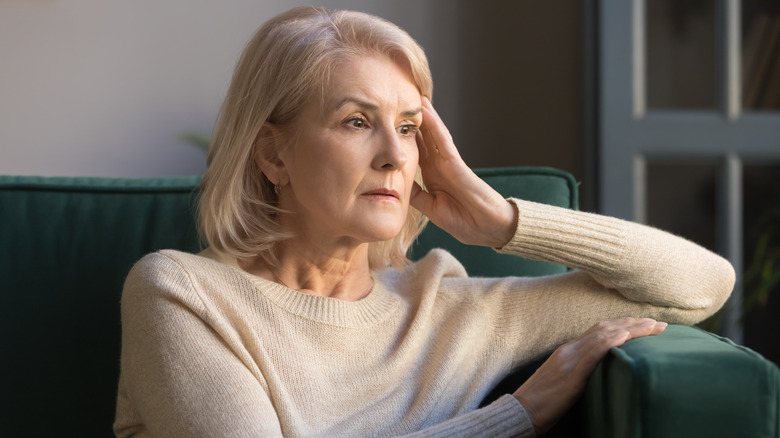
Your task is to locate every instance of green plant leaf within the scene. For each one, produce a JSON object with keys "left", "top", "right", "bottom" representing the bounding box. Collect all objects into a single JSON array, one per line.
[{"left": 179, "top": 133, "right": 211, "bottom": 153}]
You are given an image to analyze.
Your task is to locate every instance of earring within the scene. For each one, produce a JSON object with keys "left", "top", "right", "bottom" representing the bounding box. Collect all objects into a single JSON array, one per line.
[{"left": 274, "top": 184, "right": 282, "bottom": 195}]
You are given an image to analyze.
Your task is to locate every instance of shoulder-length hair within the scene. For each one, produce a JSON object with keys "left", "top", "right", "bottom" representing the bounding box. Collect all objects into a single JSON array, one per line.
[{"left": 199, "top": 7, "right": 432, "bottom": 270}]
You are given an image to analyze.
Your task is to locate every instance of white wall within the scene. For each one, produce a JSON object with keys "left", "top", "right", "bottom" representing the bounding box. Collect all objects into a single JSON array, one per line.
[{"left": 0, "top": 0, "right": 459, "bottom": 177}]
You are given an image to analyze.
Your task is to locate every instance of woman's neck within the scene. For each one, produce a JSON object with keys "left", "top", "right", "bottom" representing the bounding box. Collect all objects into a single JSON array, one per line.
[{"left": 240, "top": 238, "right": 374, "bottom": 302}]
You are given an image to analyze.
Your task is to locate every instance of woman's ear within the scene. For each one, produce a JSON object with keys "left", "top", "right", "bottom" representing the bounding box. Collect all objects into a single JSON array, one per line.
[{"left": 253, "top": 123, "right": 288, "bottom": 186}]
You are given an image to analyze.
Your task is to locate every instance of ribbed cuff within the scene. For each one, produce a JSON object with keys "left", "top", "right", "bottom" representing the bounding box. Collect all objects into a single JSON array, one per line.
[
  {"left": 403, "top": 394, "right": 536, "bottom": 438},
  {"left": 497, "top": 198, "right": 627, "bottom": 277}
]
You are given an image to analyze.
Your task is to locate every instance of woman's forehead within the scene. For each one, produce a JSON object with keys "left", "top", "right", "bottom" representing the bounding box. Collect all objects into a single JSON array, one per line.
[{"left": 317, "top": 56, "right": 421, "bottom": 113}]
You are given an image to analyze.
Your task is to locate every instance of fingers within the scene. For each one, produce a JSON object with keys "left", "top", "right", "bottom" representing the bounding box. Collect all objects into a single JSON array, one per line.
[
  {"left": 409, "top": 181, "right": 433, "bottom": 216},
  {"left": 418, "top": 97, "right": 458, "bottom": 161},
  {"left": 588, "top": 317, "right": 667, "bottom": 341},
  {"left": 579, "top": 318, "right": 667, "bottom": 350},
  {"left": 651, "top": 319, "right": 669, "bottom": 334},
  {"left": 570, "top": 318, "right": 667, "bottom": 370},
  {"left": 512, "top": 318, "right": 668, "bottom": 434},
  {"left": 541, "top": 318, "right": 668, "bottom": 396},
  {"left": 415, "top": 125, "right": 431, "bottom": 163}
]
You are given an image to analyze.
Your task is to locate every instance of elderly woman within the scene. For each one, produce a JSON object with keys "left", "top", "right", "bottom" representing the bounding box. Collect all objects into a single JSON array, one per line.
[{"left": 113, "top": 7, "right": 734, "bottom": 437}]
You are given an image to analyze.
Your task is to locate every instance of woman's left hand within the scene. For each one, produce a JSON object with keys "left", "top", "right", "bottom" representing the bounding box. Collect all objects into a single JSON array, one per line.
[
  {"left": 513, "top": 318, "right": 668, "bottom": 434},
  {"left": 410, "top": 97, "right": 517, "bottom": 248}
]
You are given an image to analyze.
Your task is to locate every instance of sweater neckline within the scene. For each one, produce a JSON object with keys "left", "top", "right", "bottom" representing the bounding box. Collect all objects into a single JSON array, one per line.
[
  {"left": 207, "top": 249, "right": 402, "bottom": 328},
  {"left": 249, "top": 277, "right": 400, "bottom": 327}
]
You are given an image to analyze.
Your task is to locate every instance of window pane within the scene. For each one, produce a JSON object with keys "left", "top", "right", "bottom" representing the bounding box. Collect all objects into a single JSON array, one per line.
[
  {"left": 646, "top": 162, "right": 717, "bottom": 251},
  {"left": 647, "top": 0, "right": 718, "bottom": 109},
  {"left": 743, "top": 164, "right": 780, "bottom": 365},
  {"left": 742, "top": 0, "right": 780, "bottom": 110}
]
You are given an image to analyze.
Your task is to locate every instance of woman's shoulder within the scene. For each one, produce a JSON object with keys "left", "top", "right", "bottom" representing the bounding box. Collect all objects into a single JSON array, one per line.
[
  {"left": 380, "top": 248, "right": 468, "bottom": 281},
  {"left": 129, "top": 248, "right": 226, "bottom": 279},
  {"left": 375, "top": 248, "right": 471, "bottom": 299},
  {"left": 124, "top": 248, "right": 249, "bottom": 304}
]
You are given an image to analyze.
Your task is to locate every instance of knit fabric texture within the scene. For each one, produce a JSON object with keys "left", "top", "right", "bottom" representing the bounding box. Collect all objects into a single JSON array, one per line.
[{"left": 114, "top": 198, "right": 735, "bottom": 437}]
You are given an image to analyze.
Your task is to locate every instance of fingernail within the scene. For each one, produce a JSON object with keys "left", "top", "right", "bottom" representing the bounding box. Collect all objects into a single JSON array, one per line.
[{"left": 656, "top": 322, "right": 668, "bottom": 328}]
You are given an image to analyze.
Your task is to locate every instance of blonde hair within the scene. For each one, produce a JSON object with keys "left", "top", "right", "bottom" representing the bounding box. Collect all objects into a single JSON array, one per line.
[{"left": 199, "top": 7, "right": 432, "bottom": 270}]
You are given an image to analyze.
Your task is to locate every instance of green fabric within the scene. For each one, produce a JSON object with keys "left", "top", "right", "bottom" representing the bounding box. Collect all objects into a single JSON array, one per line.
[
  {"left": 0, "top": 168, "right": 575, "bottom": 436},
  {"left": 410, "top": 166, "right": 579, "bottom": 277},
  {"left": 4, "top": 168, "right": 777, "bottom": 438},
  {"left": 586, "top": 324, "right": 780, "bottom": 438},
  {"left": 0, "top": 175, "right": 202, "bottom": 436}
]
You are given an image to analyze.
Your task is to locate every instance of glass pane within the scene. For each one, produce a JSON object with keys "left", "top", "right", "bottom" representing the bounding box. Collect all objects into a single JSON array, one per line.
[
  {"left": 646, "top": 0, "right": 718, "bottom": 109},
  {"left": 742, "top": 0, "right": 780, "bottom": 110},
  {"left": 646, "top": 162, "right": 717, "bottom": 251},
  {"left": 743, "top": 164, "right": 780, "bottom": 365}
]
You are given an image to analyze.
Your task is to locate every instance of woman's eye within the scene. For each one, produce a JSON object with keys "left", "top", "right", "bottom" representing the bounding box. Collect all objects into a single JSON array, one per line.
[
  {"left": 398, "top": 124, "right": 418, "bottom": 136},
  {"left": 346, "top": 117, "right": 367, "bottom": 129}
]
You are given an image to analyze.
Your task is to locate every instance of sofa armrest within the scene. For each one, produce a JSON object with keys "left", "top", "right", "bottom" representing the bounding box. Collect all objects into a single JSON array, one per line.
[{"left": 584, "top": 324, "right": 780, "bottom": 438}]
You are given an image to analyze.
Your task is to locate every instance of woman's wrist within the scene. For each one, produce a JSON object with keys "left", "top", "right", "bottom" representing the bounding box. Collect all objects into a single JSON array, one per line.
[{"left": 493, "top": 199, "right": 519, "bottom": 249}]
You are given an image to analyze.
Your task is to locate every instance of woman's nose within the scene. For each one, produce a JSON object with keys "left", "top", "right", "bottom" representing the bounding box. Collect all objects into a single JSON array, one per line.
[{"left": 372, "top": 127, "right": 408, "bottom": 171}]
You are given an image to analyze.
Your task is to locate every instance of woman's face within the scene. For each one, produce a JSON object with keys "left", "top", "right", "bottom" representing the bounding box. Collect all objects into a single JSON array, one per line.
[{"left": 275, "top": 55, "right": 422, "bottom": 248}]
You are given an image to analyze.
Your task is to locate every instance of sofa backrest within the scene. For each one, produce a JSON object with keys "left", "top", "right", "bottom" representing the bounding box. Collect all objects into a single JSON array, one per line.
[
  {"left": 0, "top": 166, "right": 577, "bottom": 437},
  {"left": 0, "top": 176, "right": 201, "bottom": 436}
]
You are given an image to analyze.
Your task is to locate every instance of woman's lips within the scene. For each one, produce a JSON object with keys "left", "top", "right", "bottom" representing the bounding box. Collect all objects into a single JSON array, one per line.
[{"left": 361, "top": 188, "right": 400, "bottom": 201}]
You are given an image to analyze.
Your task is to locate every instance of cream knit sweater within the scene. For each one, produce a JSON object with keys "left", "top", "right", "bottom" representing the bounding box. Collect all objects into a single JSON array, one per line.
[{"left": 113, "top": 199, "right": 734, "bottom": 437}]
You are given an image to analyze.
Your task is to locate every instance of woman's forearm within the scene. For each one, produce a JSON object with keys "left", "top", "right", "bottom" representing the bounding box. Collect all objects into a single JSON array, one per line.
[{"left": 498, "top": 198, "right": 735, "bottom": 316}]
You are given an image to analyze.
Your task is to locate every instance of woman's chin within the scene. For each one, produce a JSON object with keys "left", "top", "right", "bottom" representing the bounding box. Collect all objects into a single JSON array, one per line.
[
  {"left": 353, "top": 213, "right": 407, "bottom": 240},
  {"left": 368, "top": 229, "right": 404, "bottom": 243},
  {"left": 359, "top": 224, "right": 405, "bottom": 243}
]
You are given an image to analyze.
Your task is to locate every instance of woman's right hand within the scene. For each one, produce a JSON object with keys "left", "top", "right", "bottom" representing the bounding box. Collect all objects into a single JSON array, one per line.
[
  {"left": 410, "top": 97, "right": 517, "bottom": 249},
  {"left": 513, "top": 318, "right": 667, "bottom": 435}
]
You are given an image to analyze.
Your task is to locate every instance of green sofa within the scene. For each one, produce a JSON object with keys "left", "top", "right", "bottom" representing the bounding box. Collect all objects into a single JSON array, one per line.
[{"left": 1, "top": 167, "right": 778, "bottom": 437}]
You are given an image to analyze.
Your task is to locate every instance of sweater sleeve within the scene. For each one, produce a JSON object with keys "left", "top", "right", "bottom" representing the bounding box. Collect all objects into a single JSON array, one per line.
[
  {"left": 400, "top": 395, "right": 535, "bottom": 438},
  {"left": 113, "top": 253, "right": 284, "bottom": 437},
  {"left": 486, "top": 198, "right": 735, "bottom": 359}
]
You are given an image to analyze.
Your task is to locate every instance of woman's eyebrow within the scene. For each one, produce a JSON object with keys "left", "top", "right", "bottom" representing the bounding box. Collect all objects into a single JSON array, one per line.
[
  {"left": 333, "top": 96, "right": 422, "bottom": 118},
  {"left": 401, "top": 107, "right": 422, "bottom": 119},
  {"left": 334, "top": 96, "right": 379, "bottom": 112}
]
